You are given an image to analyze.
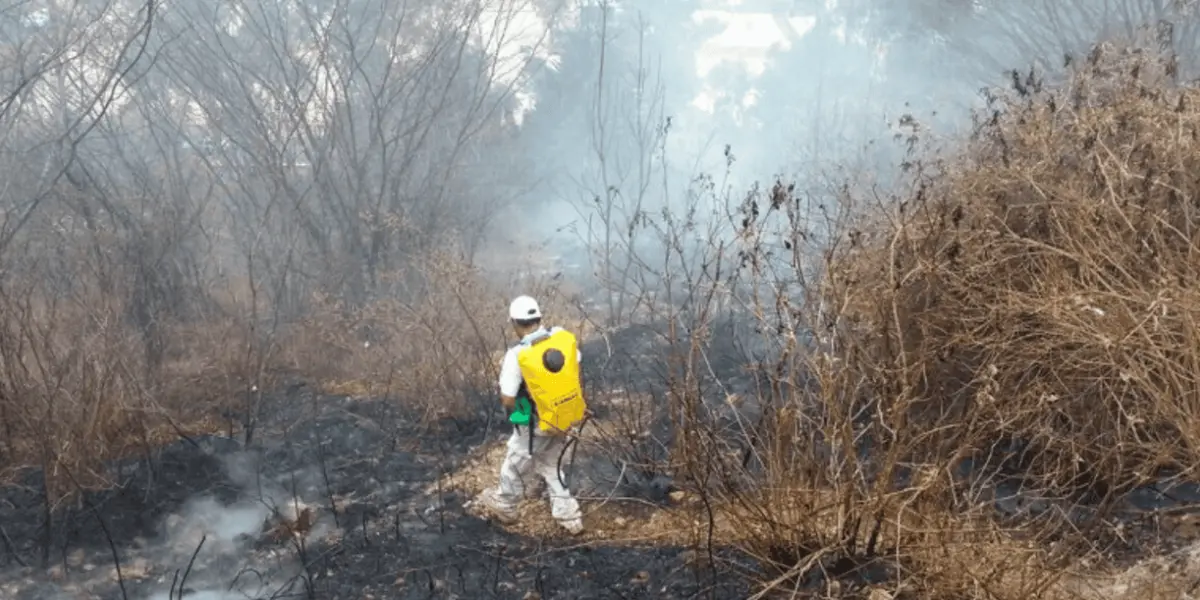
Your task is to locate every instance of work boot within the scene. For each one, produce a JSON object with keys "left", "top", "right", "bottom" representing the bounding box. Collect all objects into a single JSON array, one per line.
[
  {"left": 559, "top": 517, "right": 584, "bottom": 535},
  {"left": 478, "top": 488, "right": 519, "bottom": 524}
]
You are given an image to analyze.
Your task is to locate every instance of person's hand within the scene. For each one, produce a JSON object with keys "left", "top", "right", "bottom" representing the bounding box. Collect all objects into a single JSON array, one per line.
[{"left": 501, "top": 396, "right": 515, "bottom": 410}]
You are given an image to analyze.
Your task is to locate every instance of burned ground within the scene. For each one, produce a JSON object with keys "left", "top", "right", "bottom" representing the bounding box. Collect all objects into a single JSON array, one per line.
[{"left": 0, "top": 373, "right": 752, "bottom": 600}]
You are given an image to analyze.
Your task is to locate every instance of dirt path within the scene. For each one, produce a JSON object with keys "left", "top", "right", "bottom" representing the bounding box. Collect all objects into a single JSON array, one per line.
[{"left": 0, "top": 383, "right": 751, "bottom": 600}]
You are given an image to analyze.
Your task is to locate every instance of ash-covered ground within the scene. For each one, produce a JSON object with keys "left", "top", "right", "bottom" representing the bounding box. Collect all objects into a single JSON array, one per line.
[{"left": 0, "top": 329, "right": 753, "bottom": 600}]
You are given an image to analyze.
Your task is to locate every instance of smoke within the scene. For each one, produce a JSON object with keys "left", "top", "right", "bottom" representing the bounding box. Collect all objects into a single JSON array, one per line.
[
  {"left": 157, "top": 497, "right": 267, "bottom": 555},
  {"left": 127, "top": 451, "right": 331, "bottom": 600},
  {"left": 145, "top": 592, "right": 240, "bottom": 600},
  {"left": 0, "top": 447, "right": 333, "bottom": 600},
  {"left": 501, "top": 0, "right": 1200, "bottom": 285}
]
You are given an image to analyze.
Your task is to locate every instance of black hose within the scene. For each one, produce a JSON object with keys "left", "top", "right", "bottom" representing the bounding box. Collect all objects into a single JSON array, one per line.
[{"left": 556, "top": 412, "right": 590, "bottom": 490}]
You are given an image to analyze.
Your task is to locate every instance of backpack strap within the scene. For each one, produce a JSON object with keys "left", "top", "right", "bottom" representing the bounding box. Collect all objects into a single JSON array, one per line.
[
  {"left": 515, "top": 328, "right": 554, "bottom": 453},
  {"left": 524, "top": 328, "right": 552, "bottom": 346}
]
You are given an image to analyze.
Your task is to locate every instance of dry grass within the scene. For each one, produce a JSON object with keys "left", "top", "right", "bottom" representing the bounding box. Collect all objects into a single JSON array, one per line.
[
  {"left": 0, "top": 273, "right": 253, "bottom": 506},
  {"left": 827, "top": 41, "right": 1200, "bottom": 501},
  {"left": 444, "top": 402, "right": 702, "bottom": 546},
  {"left": 730, "top": 41, "right": 1200, "bottom": 597}
]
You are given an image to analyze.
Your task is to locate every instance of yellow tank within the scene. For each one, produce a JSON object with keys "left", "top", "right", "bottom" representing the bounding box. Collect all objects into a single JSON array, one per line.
[{"left": 517, "top": 328, "right": 586, "bottom": 432}]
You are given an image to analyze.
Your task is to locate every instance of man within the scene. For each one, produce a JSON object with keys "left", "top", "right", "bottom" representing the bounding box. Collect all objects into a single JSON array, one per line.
[{"left": 479, "top": 295, "right": 586, "bottom": 535}]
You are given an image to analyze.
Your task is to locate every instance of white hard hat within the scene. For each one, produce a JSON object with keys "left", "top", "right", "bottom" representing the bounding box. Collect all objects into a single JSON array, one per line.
[{"left": 508, "top": 295, "right": 542, "bottom": 321}]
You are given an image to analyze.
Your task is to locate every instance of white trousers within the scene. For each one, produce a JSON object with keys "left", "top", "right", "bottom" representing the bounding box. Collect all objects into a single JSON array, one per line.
[{"left": 495, "top": 425, "right": 582, "bottom": 528}]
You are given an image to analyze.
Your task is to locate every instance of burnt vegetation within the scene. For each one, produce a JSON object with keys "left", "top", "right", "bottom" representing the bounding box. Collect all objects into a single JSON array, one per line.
[{"left": 1, "top": 0, "right": 1200, "bottom": 599}]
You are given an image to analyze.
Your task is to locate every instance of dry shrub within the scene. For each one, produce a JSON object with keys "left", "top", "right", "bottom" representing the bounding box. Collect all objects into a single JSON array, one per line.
[
  {"left": 0, "top": 207, "right": 280, "bottom": 510},
  {"left": 0, "top": 200, "right": 575, "bottom": 515},
  {"left": 832, "top": 41, "right": 1200, "bottom": 501},
  {"left": 0, "top": 272, "right": 251, "bottom": 507},
  {"left": 636, "top": 38, "right": 1200, "bottom": 599},
  {"left": 284, "top": 247, "right": 574, "bottom": 422},
  {"left": 730, "top": 41, "right": 1200, "bottom": 596}
]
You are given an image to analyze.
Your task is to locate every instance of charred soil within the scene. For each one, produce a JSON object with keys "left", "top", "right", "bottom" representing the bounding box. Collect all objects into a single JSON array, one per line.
[{"left": 0, "top": 382, "right": 751, "bottom": 600}]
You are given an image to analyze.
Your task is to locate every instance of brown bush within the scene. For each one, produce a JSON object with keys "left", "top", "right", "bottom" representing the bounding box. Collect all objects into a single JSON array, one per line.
[
  {"left": 282, "top": 245, "right": 582, "bottom": 423},
  {"left": 0, "top": 274, "right": 252, "bottom": 507},
  {"left": 830, "top": 41, "right": 1200, "bottom": 501}
]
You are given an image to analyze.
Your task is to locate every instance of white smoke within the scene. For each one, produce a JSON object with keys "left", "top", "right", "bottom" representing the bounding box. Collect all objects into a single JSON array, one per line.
[{"left": 133, "top": 451, "right": 330, "bottom": 600}]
